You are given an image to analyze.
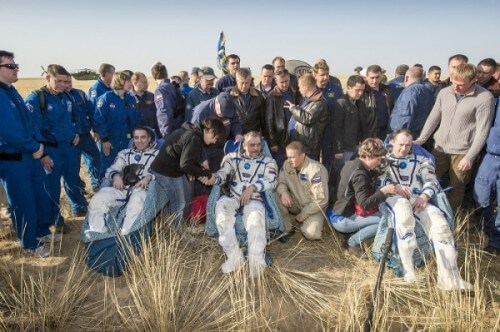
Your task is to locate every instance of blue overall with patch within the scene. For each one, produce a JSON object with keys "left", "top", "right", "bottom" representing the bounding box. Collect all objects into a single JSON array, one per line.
[
  {"left": 26, "top": 88, "right": 88, "bottom": 224},
  {"left": 0, "top": 82, "right": 50, "bottom": 249},
  {"left": 93, "top": 91, "right": 141, "bottom": 179},
  {"left": 88, "top": 78, "right": 111, "bottom": 109}
]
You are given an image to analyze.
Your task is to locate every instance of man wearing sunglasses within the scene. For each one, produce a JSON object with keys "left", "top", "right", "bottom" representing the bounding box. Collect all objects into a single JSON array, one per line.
[{"left": 0, "top": 51, "right": 51, "bottom": 257}]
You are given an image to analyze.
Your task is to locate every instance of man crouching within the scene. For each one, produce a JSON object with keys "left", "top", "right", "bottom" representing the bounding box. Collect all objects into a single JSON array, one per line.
[{"left": 211, "top": 131, "right": 278, "bottom": 277}]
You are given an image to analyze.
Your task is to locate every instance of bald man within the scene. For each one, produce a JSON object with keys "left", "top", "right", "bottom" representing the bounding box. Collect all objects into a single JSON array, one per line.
[{"left": 389, "top": 66, "right": 433, "bottom": 137}]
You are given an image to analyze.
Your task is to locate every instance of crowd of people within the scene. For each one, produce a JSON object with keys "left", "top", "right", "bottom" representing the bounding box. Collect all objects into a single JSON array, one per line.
[{"left": 0, "top": 49, "right": 499, "bottom": 285}]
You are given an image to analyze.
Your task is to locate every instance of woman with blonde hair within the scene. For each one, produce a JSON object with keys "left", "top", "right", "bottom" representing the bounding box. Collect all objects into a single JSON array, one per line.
[
  {"left": 328, "top": 138, "right": 398, "bottom": 255},
  {"left": 94, "top": 71, "right": 141, "bottom": 178}
]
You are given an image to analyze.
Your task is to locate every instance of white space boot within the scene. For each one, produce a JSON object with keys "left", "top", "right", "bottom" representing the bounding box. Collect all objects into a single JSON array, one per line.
[
  {"left": 221, "top": 245, "right": 245, "bottom": 274},
  {"left": 248, "top": 254, "right": 266, "bottom": 278},
  {"left": 392, "top": 198, "right": 418, "bottom": 282},
  {"left": 433, "top": 239, "right": 473, "bottom": 290},
  {"left": 398, "top": 233, "right": 418, "bottom": 282}
]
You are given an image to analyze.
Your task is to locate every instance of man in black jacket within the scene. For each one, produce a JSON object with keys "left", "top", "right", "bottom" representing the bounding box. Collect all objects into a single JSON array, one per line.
[
  {"left": 229, "top": 68, "right": 265, "bottom": 134},
  {"left": 150, "top": 119, "right": 226, "bottom": 226},
  {"left": 286, "top": 74, "right": 328, "bottom": 161},
  {"left": 264, "top": 69, "right": 299, "bottom": 168},
  {"left": 361, "top": 65, "right": 394, "bottom": 140},
  {"left": 329, "top": 75, "right": 369, "bottom": 205},
  {"left": 333, "top": 75, "right": 370, "bottom": 164}
]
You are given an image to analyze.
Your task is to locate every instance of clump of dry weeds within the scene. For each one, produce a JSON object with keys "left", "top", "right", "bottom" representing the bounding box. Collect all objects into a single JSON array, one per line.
[
  {"left": 0, "top": 245, "right": 96, "bottom": 331},
  {"left": 0, "top": 211, "right": 498, "bottom": 331}
]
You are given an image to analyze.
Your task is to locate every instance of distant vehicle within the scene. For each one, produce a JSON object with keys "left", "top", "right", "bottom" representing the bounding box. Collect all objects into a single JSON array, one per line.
[
  {"left": 71, "top": 68, "right": 99, "bottom": 81},
  {"left": 39, "top": 66, "right": 99, "bottom": 80},
  {"left": 285, "top": 60, "right": 312, "bottom": 77}
]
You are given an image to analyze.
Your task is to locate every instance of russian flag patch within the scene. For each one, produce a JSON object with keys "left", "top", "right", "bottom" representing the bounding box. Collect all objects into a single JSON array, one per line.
[{"left": 311, "top": 176, "right": 322, "bottom": 184}]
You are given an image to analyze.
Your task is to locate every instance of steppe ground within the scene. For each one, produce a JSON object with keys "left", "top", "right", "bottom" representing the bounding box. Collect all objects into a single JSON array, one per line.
[{"left": 0, "top": 77, "right": 498, "bottom": 331}]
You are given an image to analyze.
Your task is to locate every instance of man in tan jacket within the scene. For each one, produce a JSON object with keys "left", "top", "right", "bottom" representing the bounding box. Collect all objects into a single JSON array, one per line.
[{"left": 277, "top": 141, "right": 329, "bottom": 240}]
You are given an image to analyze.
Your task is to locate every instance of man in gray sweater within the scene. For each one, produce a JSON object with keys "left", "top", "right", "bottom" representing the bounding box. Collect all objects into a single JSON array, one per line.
[{"left": 415, "top": 63, "right": 495, "bottom": 213}]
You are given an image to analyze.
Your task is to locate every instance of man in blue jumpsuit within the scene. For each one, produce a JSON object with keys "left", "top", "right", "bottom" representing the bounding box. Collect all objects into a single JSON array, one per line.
[
  {"left": 215, "top": 54, "right": 240, "bottom": 93},
  {"left": 191, "top": 92, "right": 242, "bottom": 172},
  {"left": 475, "top": 99, "right": 500, "bottom": 255},
  {"left": 151, "top": 61, "right": 180, "bottom": 139},
  {"left": 88, "top": 63, "right": 115, "bottom": 109},
  {"left": 389, "top": 66, "right": 433, "bottom": 138},
  {"left": 0, "top": 51, "right": 52, "bottom": 257},
  {"left": 387, "top": 64, "right": 409, "bottom": 102},
  {"left": 66, "top": 75, "right": 101, "bottom": 193},
  {"left": 25, "top": 64, "right": 87, "bottom": 230}
]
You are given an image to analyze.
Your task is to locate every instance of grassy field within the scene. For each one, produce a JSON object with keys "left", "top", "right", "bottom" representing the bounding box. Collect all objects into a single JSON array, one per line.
[{"left": 0, "top": 78, "right": 498, "bottom": 331}]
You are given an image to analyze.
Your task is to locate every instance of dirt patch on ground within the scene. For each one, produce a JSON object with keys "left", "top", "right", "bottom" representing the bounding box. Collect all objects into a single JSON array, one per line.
[{"left": 1, "top": 212, "right": 498, "bottom": 331}]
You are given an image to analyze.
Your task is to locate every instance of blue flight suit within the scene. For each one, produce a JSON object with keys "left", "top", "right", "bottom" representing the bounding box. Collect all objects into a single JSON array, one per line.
[
  {"left": 185, "top": 86, "right": 217, "bottom": 124},
  {"left": 88, "top": 78, "right": 111, "bottom": 109},
  {"left": 474, "top": 99, "right": 500, "bottom": 249},
  {"left": 135, "top": 91, "right": 161, "bottom": 139},
  {"left": 0, "top": 82, "right": 50, "bottom": 249},
  {"left": 154, "top": 79, "right": 179, "bottom": 139},
  {"left": 26, "top": 87, "right": 88, "bottom": 225},
  {"left": 191, "top": 98, "right": 242, "bottom": 139},
  {"left": 94, "top": 90, "right": 140, "bottom": 178},
  {"left": 181, "top": 84, "right": 192, "bottom": 98},
  {"left": 389, "top": 80, "right": 433, "bottom": 138},
  {"left": 215, "top": 74, "right": 236, "bottom": 93},
  {"left": 423, "top": 79, "right": 439, "bottom": 99},
  {"left": 68, "top": 88, "right": 101, "bottom": 191},
  {"left": 388, "top": 75, "right": 405, "bottom": 102},
  {"left": 320, "top": 81, "right": 343, "bottom": 171},
  {"left": 191, "top": 97, "right": 243, "bottom": 172}
]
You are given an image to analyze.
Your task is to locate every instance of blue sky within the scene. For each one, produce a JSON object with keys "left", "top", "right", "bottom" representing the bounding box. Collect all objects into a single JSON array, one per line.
[{"left": 4, "top": 0, "right": 499, "bottom": 78}]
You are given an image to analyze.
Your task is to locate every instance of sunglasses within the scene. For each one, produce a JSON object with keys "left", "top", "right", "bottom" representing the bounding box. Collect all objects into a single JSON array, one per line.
[{"left": 0, "top": 63, "right": 19, "bottom": 70}]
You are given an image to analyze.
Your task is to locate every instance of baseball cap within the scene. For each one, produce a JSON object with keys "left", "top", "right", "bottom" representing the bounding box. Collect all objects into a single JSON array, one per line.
[
  {"left": 217, "top": 92, "right": 235, "bottom": 116},
  {"left": 200, "top": 66, "right": 216, "bottom": 80}
]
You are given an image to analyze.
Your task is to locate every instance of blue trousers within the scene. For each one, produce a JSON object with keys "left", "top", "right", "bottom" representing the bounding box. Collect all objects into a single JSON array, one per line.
[
  {"left": 0, "top": 154, "right": 51, "bottom": 249},
  {"left": 44, "top": 144, "right": 87, "bottom": 226},
  {"left": 154, "top": 172, "right": 191, "bottom": 226},
  {"left": 76, "top": 133, "right": 100, "bottom": 190},
  {"left": 474, "top": 153, "right": 500, "bottom": 249},
  {"left": 330, "top": 211, "right": 382, "bottom": 247},
  {"left": 64, "top": 134, "right": 99, "bottom": 213}
]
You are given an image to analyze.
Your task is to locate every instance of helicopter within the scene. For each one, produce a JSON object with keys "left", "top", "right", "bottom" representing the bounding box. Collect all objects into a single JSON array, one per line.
[
  {"left": 70, "top": 68, "right": 99, "bottom": 81},
  {"left": 40, "top": 66, "right": 98, "bottom": 81}
]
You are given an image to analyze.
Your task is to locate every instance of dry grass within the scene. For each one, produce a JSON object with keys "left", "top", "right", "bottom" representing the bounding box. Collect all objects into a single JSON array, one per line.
[
  {"left": 1, "top": 77, "right": 498, "bottom": 331},
  {"left": 0, "top": 208, "right": 498, "bottom": 331},
  {"left": 0, "top": 244, "right": 96, "bottom": 331}
]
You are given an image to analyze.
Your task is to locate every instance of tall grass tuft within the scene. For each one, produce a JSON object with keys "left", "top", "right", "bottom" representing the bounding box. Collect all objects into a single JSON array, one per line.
[
  {"left": 0, "top": 245, "right": 95, "bottom": 331},
  {"left": 0, "top": 210, "right": 498, "bottom": 330},
  {"left": 109, "top": 215, "right": 241, "bottom": 331}
]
